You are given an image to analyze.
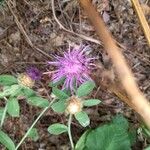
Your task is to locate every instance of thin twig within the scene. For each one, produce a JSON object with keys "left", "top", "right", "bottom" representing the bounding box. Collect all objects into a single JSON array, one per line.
[
  {"left": 5, "top": 0, "right": 52, "bottom": 59},
  {"left": 131, "top": 0, "right": 150, "bottom": 46},
  {"left": 79, "top": 0, "right": 150, "bottom": 128},
  {"left": 51, "top": 0, "right": 101, "bottom": 45}
]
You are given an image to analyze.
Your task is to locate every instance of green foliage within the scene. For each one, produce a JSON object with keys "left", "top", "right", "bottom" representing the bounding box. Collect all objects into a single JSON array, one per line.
[
  {"left": 77, "top": 81, "right": 95, "bottom": 97},
  {"left": 145, "top": 146, "right": 150, "bottom": 150},
  {"left": 22, "top": 87, "right": 36, "bottom": 98},
  {"left": 7, "top": 98, "right": 20, "bottom": 117},
  {"left": 83, "top": 99, "right": 101, "bottom": 107},
  {"left": 52, "top": 87, "right": 69, "bottom": 100},
  {"left": 48, "top": 123, "right": 68, "bottom": 135},
  {"left": 75, "top": 111, "right": 90, "bottom": 127},
  {"left": 0, "top": 0, "right": 4, "bottom": 6},
  {"left": 75, "top": 130, "right": 90, "bottom": 150},
  {"left": 0, "top": 130, "right": 16, "bottom": 150},
  {"left": 75, "top": 115, "right": 136, "bottom": 150},
  {"left": 0, "top": 84, "right": 21, "bottom": 98},
  {"left": 0, "top": 108, "right": 5, "bottom": 121},
  {"left": 49, "top": 77, "right": 65, "bottom": 87},
  {"left": 27, "top": 128, "right": 39, "bottom": 142},
  {"left": 27, "top": 96, "right": 49, "bottom": 108},
  {"left": 0, "top": 75, "right": 18, "bottom": 86},
  {"left": 51, "top": 99, "right": 67, "bottom": 113}
]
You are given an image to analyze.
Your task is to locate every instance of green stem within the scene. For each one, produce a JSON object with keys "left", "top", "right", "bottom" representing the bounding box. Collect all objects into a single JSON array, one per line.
[
  {"left": 68, "top": 114, "right": 74, "bottom": 150},
  {"left": 15, "top": 99, "right": 56, "bottom": 150},
  {"left": 0, "top": 103, "right": 8, "bottom": 128}
]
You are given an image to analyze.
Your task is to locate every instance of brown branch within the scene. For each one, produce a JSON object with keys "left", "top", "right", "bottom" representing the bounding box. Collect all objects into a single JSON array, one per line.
[
  {"left": 79, "top": 0, "right": 150, "bottom": 128},
  {"left": 131, "top": 0, "right": 150, "bottom": 46}
]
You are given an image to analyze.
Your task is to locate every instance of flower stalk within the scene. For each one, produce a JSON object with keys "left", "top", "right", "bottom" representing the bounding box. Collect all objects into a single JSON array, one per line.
[{"left": 68, "top": 114, "right": 74, "bottom": 150}]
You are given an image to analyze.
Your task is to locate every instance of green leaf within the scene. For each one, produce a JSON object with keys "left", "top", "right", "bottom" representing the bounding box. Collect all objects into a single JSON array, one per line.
[
  {"left": 7, "top": 98, "right": 20, "bottom": 117},
  {"left": 112, "top": 114, "right": 129, "bottom": 130},
  {"left": 75, "top": 115, "right": 134, "bottom": 150},
  {"left": 83, "top": 99, "right": 101, "bottom": 107},
  {"left": 27, "top": 96, "right": 49, "bottom": 108},
  {"left": 48, "top": 123, "right": 68, "bottom": 135},
  {"left": 52, "top": 87, "right": 69, "bottom": 100},
  {"left": 0, "top": 84, "right": 21, "bottom": 98},
  {"left": 51, "top": 99, "right": 66, "bottom": 113},
  {"left": 27, "top": 128, "right": 39, "bottom": 142},
  {"left": 75, "top": 130, "right": 90, "bottom": 150},
  {"left": 0, "top": 108, "right": 5, "bottom": 121},
  {"left": 75, "top": 111, "right": 90, "bottom": 127},
  {"left": 145, "top": 146, "right": 150, "bottom": 150},
  {"left": 0, "top": 75, "right": 18, "bottom": 86},
  {"left": 85, "top": 124, "right": 131, "bottom": 150},
  {"left": 49, "top": 77, "right": 65, "bottom": 87},
  {"left": 77, "top": 81, "right": 95, "bottom": 97},
  {"left": 0, "top": 130, "right": 16, "bottom": 150},
  {"left": 22, "top": 88, "right": 36, "bottom": 98}
]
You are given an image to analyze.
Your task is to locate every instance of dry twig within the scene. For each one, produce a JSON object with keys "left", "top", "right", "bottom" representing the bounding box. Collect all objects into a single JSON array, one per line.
[
  {"left": 5, "top": 0, "right": 52, "bottom": 59},
  {"left": 79, "top": 0, "right": 150, "bottom": 128},
  {"left": 51, "top": 0, "right": 101, "bottom": 45},
  {"left": 131, "top": 0, "right": 150, "bottom": 46}
]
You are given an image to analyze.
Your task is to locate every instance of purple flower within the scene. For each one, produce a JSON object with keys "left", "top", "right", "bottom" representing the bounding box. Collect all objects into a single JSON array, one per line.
[
  {"left": 26, "top": 67, "right": 41, "bottom": 81},
  {"left": 48, "top": 45, "right": 95, "bottom": 91}
]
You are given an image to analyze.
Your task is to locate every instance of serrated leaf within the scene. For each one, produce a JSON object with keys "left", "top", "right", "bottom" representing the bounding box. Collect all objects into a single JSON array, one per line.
[
  {"left": 27, "top": 96, "right": 49, "bottom": 108},
  {"left": 83, "top": 99, "right": 101, "bottom": 107},
  {"left": 75, "top": 111, "right": 90, "bottom": 127},
  {"left": 0, "top": 130, "right": 16, "bottom": 150},
  {"left": 75, "top": 130, "right": 90, "bottom": 150},
  {"left": 51, "top": 99, "right": 66, "bottom": 113},
  {"left": 0, "top": 75, "right": 18, "bottom": 86},
  {"left": 77, "top": 81, "right": 95, "bottom": 97},
  {"left": 52, "top": 87, "right": 69, "bottom": 100},
  {"left": 48, "top": 123, "right": 68, "bottom": 135},
  {"left": 7, "top": 98, "right": 20, "bottom": 117},
  {"left": 27, "top": 128, "right": 39, "bottom": 142}
]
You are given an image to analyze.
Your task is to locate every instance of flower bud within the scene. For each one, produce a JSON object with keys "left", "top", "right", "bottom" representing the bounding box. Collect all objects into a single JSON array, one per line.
[
  {"left": 17, "top": 73, "right": 35, "bottom": 88},
  {"left": 66, "top": 96, "right": 83, "bottom": 114}
]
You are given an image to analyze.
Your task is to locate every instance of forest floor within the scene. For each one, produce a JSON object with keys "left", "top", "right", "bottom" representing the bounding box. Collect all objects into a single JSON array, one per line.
[{"left": 0, "top": 0, "right": 150, "bottom": 149}]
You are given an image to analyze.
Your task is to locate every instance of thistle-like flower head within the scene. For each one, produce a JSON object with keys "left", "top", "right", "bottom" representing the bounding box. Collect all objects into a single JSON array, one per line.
[
  {"left": 26, "top": 67, "right": 41, "bottom": 81},
  {"left": 49, "top": 45, "right": 95, "bottom": 91}
]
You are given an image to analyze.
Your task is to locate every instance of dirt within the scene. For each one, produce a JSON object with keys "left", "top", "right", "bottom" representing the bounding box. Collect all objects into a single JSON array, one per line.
[{"left": 0, "top": 0, "right": 150, "bottom": 149}]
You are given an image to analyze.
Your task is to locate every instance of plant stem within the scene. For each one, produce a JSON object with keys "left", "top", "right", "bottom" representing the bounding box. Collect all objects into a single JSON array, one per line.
[
  {"left": 0, "top": 103, "right": 8, "bottom": 128},
  {"left": 68, "top": 114, "right": 74, "bottom": 150},
  {"left": 15, "top": 99, "right": 56, "bottom": 150}
]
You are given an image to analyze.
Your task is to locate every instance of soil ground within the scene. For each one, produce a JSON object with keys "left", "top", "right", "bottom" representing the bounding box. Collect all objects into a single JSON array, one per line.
[{"left": 0, "top": 0, "right": 150, "bottom": 149}]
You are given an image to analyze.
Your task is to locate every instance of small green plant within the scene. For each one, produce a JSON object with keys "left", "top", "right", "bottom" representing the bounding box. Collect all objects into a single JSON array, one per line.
[
  {"left": 0, "top": 74, "right": 52, "bottom": 149},
  {"left": 0, "top": 75, "right": 49, "bottom": 121},
  {"left": 48, "top": 81, "right": 101, "bottom": 149},
  {"left": 0, "top": 45, "right": 147, "bottom": 150},
  {"left": 75, "top": 115, "right": 136, "bottom": 150}
]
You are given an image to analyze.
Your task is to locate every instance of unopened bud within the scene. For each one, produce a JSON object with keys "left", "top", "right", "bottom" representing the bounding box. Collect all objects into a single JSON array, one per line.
[
  {"left": 17, "top": 73, "right": 35, "bottom": 88},
  {"left": 66, "top": 96, "right": 83, "bottom": 114}
]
